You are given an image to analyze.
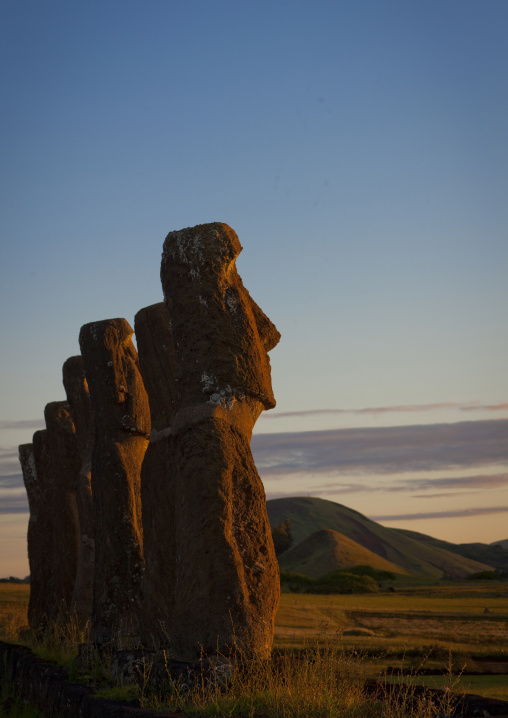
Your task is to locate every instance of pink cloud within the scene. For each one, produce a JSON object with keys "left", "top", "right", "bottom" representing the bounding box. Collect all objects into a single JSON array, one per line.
[
  {"left": 252, "top": 419, "right": 508, "bottom": 476},
  {"left": 261, "top": 401, "right": 508, "bottom": 420}
]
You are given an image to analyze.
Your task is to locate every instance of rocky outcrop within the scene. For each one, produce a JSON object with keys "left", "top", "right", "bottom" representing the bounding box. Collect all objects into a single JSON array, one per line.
[
  {"left": 160, "top": 222, "right": 280, "bottom": 661},
  {"left": 79, "top": 318, "right": 150, "bottom": 645},
  {"left": 62, "top": 355, "right": 95, "bottom": 628},
  {"left": 134, "top": 303, "right": 178, "bottom": 648}
]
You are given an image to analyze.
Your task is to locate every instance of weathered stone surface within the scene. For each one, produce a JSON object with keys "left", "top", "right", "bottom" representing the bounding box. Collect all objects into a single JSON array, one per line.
[
  {"left": 134, "top": 303, "right": 178, "bottom": 647},
  {"left": 43, "top": 401, "right": 82, "bottom": 618},
  {"left": 18, "top": 443, "right": 45, "bottom": 631},
  {"left": 134, "top": 303, "right": 178, "bottom": 433},
  {"left": 28, "top": 404, "right": 81, "bottom": 630},
  {"left": 29, "top": 430, "right": 53, "bottom": 629},
  {"left": 79, "top": 318, "right": 150, "bottom": 645},
  {"left": 62, "top": 355, "right": 95, "bottom": 628},
  {"left": 160, "top": 222, "right": 280, "bottom": 661}
]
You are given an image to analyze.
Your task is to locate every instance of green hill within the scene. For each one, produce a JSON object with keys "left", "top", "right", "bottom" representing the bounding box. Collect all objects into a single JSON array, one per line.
[
  {"left": 278, "top": 528, "right": 408, "bottom": 579},
  {"left": 394, "top": 528, "right": 508, "bottom": 573},
  {"left": 267, "top": 496, "right": 493, "bottom": 580}
]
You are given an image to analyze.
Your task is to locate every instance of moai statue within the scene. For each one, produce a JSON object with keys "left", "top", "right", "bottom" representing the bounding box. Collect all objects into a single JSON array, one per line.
[
  {"left": 44, "top": 402, "right": 82, "bottom": 618},
  {"left": 18, "top": 443, "right": 44, "bottom": 631},
  {"left": 62, "top": 356, "right": 95, "bottom": 628},
  {"left": 134, "top": 303, "right": 178, "bottom": 647},
  {"left": 79, "top": 318, "right": 150, "bottom": 645},
  {"left": 160, "top": 222, "right": 281, "bottom": 661},
  {"left": 28, "top": 404, "right": 81, "bottom": 630},
  {"left": 29, "top": 430, "right": 53, "bottom": 630}
]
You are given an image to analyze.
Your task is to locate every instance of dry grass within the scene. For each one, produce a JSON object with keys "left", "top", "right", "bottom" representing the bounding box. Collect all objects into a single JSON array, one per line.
[
  {"left": 140, "top": 643, "right": 375, "bottom": 717},
  {"left": 386, "top": 674, "right": 508, "bottom": 701},
  {"left": 1, "top": 582, "right": 507, "bottom": 710},
  {"left": 274, "top": 584, "right": 508, "bottom": 702},
  {"left": 274, "top": 584, "right": 508, "bottom": 656},
  {"left": 0, "top": 584, "right": 29, "bottom": 643}
]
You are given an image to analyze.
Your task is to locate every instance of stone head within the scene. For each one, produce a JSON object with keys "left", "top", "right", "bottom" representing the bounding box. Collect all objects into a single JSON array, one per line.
[
  {"left": 161, "top": 222, "right": 280, "bottom": 413},
  {"left": 79, "top": 318, "right": 150, "bottom": 438}
]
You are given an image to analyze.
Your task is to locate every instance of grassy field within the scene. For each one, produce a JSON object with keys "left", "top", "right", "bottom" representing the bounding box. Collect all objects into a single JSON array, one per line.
[
  {"left": 275, "top": 583, "right": 508, "bottom": 699},
  {"left": 1, "top": 581, "right": 507, "bottom": 702},
  {"left": 386, "top": 674, "right": 508, "bottom": 702},
  {"left": 0, "top": 583, "right": 29, "bottom": 644},
  {"left": 275, "top": 584, "right": 508, "bottom": 649}
]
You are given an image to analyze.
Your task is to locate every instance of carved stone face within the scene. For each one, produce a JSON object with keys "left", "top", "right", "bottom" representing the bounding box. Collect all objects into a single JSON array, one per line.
[
  {"left": 161, "top": 223, "right": 280, "bottom": 412},
  {"left": 79, "top": 318, "right": 151, "bottom": 437}
]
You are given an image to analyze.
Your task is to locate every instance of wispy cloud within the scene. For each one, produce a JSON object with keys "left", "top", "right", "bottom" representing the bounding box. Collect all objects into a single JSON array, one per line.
[
  {"left": 252, "top": 419, "right": 508, "bottom": 476},
  {"left": 371, "top": 506, "right": 508, "bottom": 522},
  {"left": 0, "top": 447, "right": 21, "bottom": 460},
  {"left": 261, "top": 402, "right": 508, "bottom": 420},
  {"left": 303, "top": 472, "right": 508, "bottom": 496},
  {"left": 0, "top": 474, "right": 24, "bottom": 491},
  {"left": 0, "top": 448, "right": 24, "bottom": 490},
  {"left": 404, "top": 473, "right": 508, "bottom": 491},
  {"left": 0, "top": 492, "right": 28, "bottom": 514},
  {"left": 462, "top": 403, "right": 508, "bottom": 412},
  {"left": 0, "top": 445, "right": 26, "bottom": 509},
  {"left": 0, "top": 420, "right": 44, "bottom": 431}
]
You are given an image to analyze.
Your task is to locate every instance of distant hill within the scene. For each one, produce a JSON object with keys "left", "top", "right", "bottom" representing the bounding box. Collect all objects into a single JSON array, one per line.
[
  {"left": 278, "top": 528, "right": 408, "bottom": 579},
  {"left": 267, "top": 497, "right": 493, "bottom": 580},
  {"left": 394, "top": 529, "right": 508, "bottom": 573},
  {"left": 492, "top": 539, "right": 508, "bottom": 550}
]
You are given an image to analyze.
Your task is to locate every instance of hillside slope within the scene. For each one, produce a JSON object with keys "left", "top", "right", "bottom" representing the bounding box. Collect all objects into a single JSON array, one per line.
[
  {"left": 395, "top": 529, "right": 508, "bottom": 573},
  {"left": 492, "top": 538, "right": 508, "bottom": 550},
  {"left": 278, "top": 528, "right": 408, "bottom": 579},
  {"left": 267, "top": 497, "right": 492, "bottom": 579}
]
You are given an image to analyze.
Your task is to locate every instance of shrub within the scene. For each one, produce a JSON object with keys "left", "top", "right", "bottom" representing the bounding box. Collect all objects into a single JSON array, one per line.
[
  {"left": 271, "top": 519, "right": 294, "bottom": 556},
  {"left": 280, "top": 569, "right": 379, "bottom": 594},
  {"left": 313, "top": 571, "right": 379, "bottom": 594},
  {"left": 466, "top": 570, "right": 500, "bottom": 581},
  {"left": 346, "top": 565, "right": 396, "bottom": 581}
]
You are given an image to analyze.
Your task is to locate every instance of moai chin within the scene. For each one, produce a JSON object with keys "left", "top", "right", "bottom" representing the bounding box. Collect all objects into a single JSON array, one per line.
[
  {"left": 160, "top": 222, "right": 280, "bottom": 661},
  {"left": 79, "top": 318, "right": 150, "bottom": 646},
  {"left": 134, "top": 303, "right": 179, "bottom": 647},
  {"left": 62, "top": 355, "right": 95, "bottom": 629}
]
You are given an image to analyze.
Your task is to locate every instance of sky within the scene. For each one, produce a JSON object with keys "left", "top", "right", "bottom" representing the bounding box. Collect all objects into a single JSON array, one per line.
[{"left": 1, "top": 0, "right": 507, "bottom": 578}]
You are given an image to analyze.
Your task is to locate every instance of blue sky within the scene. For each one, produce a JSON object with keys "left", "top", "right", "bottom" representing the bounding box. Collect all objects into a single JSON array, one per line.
[{"left": 1, "top": 0, "right": 507, "bottom": 576}]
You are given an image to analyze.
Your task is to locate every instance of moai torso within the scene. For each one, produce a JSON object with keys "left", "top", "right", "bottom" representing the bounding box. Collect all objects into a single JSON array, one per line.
[
  {"left": 134, "top": 303, "right": 179, "bottom": 647},
  {"left": 28, "top": 404, "right": 81, "bottom": 631},
  {"left": 79, "top": 318, "right": 150, "bottom": 646},
  {"left": 44, "top": 401, "right": 81, "bottom": 618},
  {"left": 62, "top": 355, "right": 95, "bottom": 628},
  {"left": 19, "top": 443, "right": 45, "bottom": 632}
]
